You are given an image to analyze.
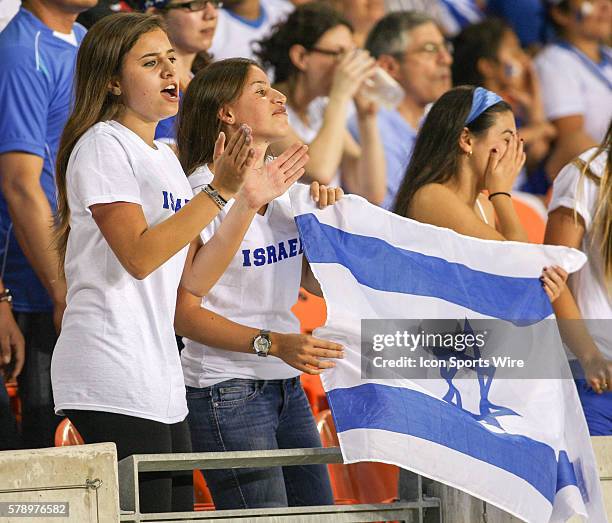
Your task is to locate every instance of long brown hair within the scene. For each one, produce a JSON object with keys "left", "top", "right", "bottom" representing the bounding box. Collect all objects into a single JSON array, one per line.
[
  {"left": 392, "top": 86, "right": 512, "bottom": 217},
  {"left": 574, "top": 119, "right": 612, "bottom": 291},
  {"left": 177, "top": 58, "right": 260, "bottom": 176},
  {"left": 55, "top": 13, "right": 167, "bottom": 272}
]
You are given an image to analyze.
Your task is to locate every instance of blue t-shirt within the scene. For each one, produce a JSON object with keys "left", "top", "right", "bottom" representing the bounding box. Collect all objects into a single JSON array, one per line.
[
  {"left": 348, "top": 107, "right": 417, "bottom": 211},
  {"left": 155, "top": 114, "right": 177, "bottom": 142},
  {"left": 0, "top": 8, "right": 86, "bottom": 312}
]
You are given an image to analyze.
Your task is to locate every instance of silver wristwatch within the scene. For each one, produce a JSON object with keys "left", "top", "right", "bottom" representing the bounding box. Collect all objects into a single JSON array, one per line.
[
  {"left": 252, "top": 330, "right": 272, "bottom": 357},
  {"left": 201, "top": 183, "right": 228, "bottom": 210}
]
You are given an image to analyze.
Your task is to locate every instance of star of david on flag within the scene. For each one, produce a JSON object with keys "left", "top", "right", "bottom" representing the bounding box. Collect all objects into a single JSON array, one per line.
[{"left": 289, "top": 184, "right": 606, "bottom": 523}]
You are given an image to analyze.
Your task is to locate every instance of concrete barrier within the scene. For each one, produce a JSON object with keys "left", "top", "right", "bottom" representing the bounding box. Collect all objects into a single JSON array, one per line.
[{"left": 0, "top": 443, "right": 119, "bottom": 523}]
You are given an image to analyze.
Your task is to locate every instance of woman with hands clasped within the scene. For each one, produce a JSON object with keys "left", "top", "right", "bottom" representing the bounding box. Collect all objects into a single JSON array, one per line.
[
  {"left": 175, "top": 58, "right": 341, "bottom": 510},
  {"left": 256, "top": 2, "right": 387, "bottom": 205},
  {"left": 50, "top": 14, "right": 306, "bottom": 513},
  {"left": 392, "top": 86, "right": 567, "bottom": 301}
]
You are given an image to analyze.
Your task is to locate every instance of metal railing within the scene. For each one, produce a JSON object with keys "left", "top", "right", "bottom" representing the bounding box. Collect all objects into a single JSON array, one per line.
[{"left": 118, "top": 447, "right": 441, "bottom": 523}]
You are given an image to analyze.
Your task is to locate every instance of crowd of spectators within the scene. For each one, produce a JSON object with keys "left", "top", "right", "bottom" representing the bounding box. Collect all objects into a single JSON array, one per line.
[{"left": 0, "top": 0, "right": 610, "bottom": 512}]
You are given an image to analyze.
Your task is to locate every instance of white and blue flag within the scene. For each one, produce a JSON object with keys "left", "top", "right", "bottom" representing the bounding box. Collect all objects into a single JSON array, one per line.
[{"left": 289, "top": 185, "right": 606, "bottom": 523}]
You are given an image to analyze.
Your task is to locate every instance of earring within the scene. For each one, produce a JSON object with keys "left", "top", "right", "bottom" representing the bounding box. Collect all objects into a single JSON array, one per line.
[{"left": 467, "top": 150, "right": 473, "bottom": 157}]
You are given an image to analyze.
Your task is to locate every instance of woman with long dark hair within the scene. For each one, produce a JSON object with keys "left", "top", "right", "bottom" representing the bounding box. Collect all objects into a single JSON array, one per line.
[
  {"left": 175, "top": 58, "right": 342, "bottom": 509},
  {"left": 392, "top": 85, "right": 610, "bottom": 431},
  {"left": 51, "top": 13, "right": 307, "bottom": 512},
  {"left": 392, "top": 85, "right": 566, "bottom": 295},
  {"left": 452, "top": 18, "right": 556, "bottom": 193}
]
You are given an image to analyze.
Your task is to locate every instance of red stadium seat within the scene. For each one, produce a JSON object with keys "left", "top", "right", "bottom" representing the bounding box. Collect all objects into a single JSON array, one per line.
[
  {"left": 55, "top": 418, "right": 215, "bottom": 511},
  {"left": 54, "top": 418, "right": 84, "bottom": 447},
  {"left": 315, "top": 409, "right": 399, "bottom": 505},
  {"left": 291, "top": 288, "right": 327, "bottom": 334},
  {"left": 193, "top": 469, "right": 215, "bottom": 511},
  {"left": 512, "top": 192, "right": 547, "bottom": 244},
  {"left": 5, "top": 380, "right": 21, "bottom": 424}
]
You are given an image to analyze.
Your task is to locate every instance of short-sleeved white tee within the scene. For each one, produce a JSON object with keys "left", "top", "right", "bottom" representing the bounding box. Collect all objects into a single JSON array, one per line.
[
  {"left": 549, "top": 147, "right": 612, "bottom": 358},
  {"left": 286, "top": 97, "right": 346, "bottom": 188},
  {"left": 534, "top": 44, "right": 612, "bottom": 142},
  {"left": 209, "top": 0, "right": 293, "bottom": 62},
  {"left": 181, "top": 165, "right": 302, "bottom": 388},
  {"left": 52, "top": 121, "right": 193, "bottom": 424}
]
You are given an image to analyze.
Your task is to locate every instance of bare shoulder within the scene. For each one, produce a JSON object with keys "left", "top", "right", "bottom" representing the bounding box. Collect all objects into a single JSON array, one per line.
[{"left": 410, "top": 184, "right": 461, "bottom": 215}]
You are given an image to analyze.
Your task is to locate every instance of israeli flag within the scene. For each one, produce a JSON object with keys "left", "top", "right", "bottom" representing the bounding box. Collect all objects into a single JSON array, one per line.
[{"left": 289, "top": 185, "right": 606, "bottom": 523}]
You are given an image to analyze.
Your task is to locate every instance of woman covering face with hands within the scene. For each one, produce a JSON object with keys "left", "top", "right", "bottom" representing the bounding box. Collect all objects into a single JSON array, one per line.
[
  {"left": 50, "top": 14, "right": 303, "bottom": 513},
  {"left": 392, "top": 86, "right": 567, "bottom": 301},
  {"left": 175, "top": 58, "right": 341, "bottom": 510}
]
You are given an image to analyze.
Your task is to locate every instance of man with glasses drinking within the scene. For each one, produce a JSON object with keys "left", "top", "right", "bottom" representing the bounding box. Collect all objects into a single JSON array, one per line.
[
  {"left": 208, "top": 0, "right": 294, "bottom": 62},
  {"left": 349, "top": 11, "right": 453, "bottom": 210}
]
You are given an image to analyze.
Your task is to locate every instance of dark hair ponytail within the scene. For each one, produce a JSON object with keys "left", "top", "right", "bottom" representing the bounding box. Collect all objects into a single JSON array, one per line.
[{"left": 392, "top": 86, "right": 512, "bottom": 217}]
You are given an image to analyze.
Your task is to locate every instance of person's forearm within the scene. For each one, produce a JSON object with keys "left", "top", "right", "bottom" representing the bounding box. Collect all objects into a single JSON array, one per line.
[
  {"left": 490, "top": 196, "right": 529, "bottom": 242},
  {"left": 115, "top": 191, "right": 230, "bottom": 280},
  {"left": 175, "top": 298, "right": 286, "bottom": 358},
  {"left": 303, "top": 96, "right": 350, "bottom": 184},
  {"left": 4, "top": 184, "right": 64, "bottom": 302},
  {"left": 182, "top": 198, "right": 257, "bottom": 297},
  {"left": 354, "top": 115, "right": 386, "bottom": 205},
  {"left": 553, "top": 287, "right": 602, "bottom": 365},
  {"left": 175, "top": 301, "right": 259, "bottom": 353},
  {"left": 546, "top": 131, "right": 597, "bottom": 180}
]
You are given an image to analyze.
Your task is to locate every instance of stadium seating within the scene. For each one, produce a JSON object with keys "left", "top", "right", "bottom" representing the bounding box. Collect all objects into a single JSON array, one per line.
[
  {"left": 512, "top": 191, "right": 548, "bottom": 244},
  {"left": 315, "top": 409, "right": 399, "bottom": 505},
  {"left": 54, "top": 418, "right": 84, "bottom": 447},
  {"left": 291, "top": 288, "right": 327, "bottom": 335},
  {"left": 53, "top": 418, "right": 216, "bottom": 510}
]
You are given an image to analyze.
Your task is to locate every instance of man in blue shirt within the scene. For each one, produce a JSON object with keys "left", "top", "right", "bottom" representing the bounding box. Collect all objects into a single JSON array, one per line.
[
  {"left": 0, "top": 0, "right": 95, "bottom": 448},
  {"left": 349, "top": 11, "right": 453, "bottom": 210}
]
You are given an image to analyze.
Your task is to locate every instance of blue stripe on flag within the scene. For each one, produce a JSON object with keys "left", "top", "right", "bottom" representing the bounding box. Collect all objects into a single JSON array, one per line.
[
  {"left": 295, "top": 213, "right": 552, "bottom": 323},
  {"left": 327, "top": 383, "right": 577, "bottom": 504}
]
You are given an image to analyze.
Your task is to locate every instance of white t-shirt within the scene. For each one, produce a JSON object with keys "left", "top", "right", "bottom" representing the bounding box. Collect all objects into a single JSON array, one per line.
[
  {"left": 549, "top": 147, "right": 612, "bottom": 358},
  {"left": 52, "top": 121, "right": 193, "bottom": 424},
  {"left": 181, "top": 165, "right": 302, "bottom": 388},
  {"left": 286, "top": 97, "right": 348, "bottom": 188},
  {"left": 535, "top": 43, "right": 612, "bottom": 142},
  {"left": 209, "top": 0, "right": 293, "bottom": 62}
]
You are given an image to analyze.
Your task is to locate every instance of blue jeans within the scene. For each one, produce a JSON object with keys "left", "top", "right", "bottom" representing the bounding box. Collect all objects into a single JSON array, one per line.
[
  {"left": 576, "top": 379, "right": 612, "bottom": 436},
  {"left": 186, "top": 377, "right": 334, "bottom": 509}
]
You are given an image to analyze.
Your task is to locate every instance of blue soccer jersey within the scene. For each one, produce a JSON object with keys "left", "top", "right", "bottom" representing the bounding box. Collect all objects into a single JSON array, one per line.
[{"left": 0, "top": 8, "right": 86, "bottom": 312}]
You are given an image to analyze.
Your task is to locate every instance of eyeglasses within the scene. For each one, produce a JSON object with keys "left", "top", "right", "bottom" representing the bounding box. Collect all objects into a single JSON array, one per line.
[
  {"left": 307, "top": 47, "right": 347, "bottom": 58},
  {"left": 164, "top": 0, "right": 222, "bottom": 12},
  {"left": 403, "top": 41, "right": 454, "bottom": 58}
]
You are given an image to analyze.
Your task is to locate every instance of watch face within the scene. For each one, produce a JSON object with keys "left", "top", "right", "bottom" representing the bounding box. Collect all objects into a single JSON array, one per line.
[{"left": 254, "top": 335, "right": 271, "bottom": 354}]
